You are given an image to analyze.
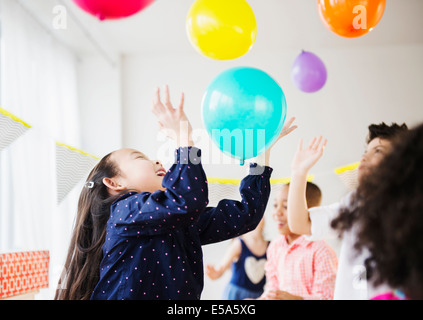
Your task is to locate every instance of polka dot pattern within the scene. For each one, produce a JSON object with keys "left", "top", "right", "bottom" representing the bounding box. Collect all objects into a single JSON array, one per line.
[{"left": 91, "top": 147, "right": 273, "bottom": 300}]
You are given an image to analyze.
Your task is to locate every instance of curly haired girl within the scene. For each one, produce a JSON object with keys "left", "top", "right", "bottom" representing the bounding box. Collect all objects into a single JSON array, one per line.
[{"left": 333, "top": 123, "right": 423, "bottom": 300}]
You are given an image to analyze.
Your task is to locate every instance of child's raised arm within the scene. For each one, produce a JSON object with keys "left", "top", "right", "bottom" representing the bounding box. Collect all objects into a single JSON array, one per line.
[
  {"left": 110, "top": 87, "right": 209, "bottom": 236},
  {"left": 205, "top": 239, "right": 242, "bottom": 280},
  {"left": 288, "top": 136, "right": 327, "bottom": 235},
  {"left": 196, "top": 164, "right": 273, "bottom": 245},
  {"left": 256, "top": 117, "right": 297, "bottom": 167},
  {"left": 111, "top": 147, "right": 209, "bottom": 237},
  {"left": 152, "top": 85, "right": 194, "bottom": 148},
  {"left": 196, "top": 118, "right": 297, "bottom": 245}
]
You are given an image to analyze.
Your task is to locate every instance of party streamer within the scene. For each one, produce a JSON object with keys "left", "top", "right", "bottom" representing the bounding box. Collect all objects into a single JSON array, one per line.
[
  {"left": 0, "top": 107, "right": 358, "bottom": 205},
  {"left": 55, "top": 142, "right": 99, "bottom": 204},
  {"left": 0, "top": 107, "right": 31, "bottom": 151},
  {"left": 334, "top": 162, "right": 360, "bottom": 191}
]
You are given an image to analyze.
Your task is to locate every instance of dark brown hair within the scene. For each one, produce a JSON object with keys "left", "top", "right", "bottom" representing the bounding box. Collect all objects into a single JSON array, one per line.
[
  {"left": 55, "top": 152, "right": 129, "bottom": 300},
  {"left": 331, "top": 122, "right": 408, "bottom": 233},
  {"left": 285, "top": 181, "right": 322, "bottom": 208},
  {"left": 333, "top": 123, "right": 423, "bottom": 299},
  {"left": 305, "top": 181, "right": 322, "bottom": 208}
]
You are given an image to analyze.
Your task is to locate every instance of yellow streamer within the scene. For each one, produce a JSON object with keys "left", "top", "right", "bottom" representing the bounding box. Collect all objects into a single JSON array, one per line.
[
  {"left": 208, "top": 175, "right": 314, "bottom": 185},
  {"left": 0, "top": 107, "right": 31, "bottom": 128},
  {"left": 334, "top": 162, "right": 360, "bottom": 174},
  {"left": 55, "top": 141, "right": 99, "bottom": 160}
]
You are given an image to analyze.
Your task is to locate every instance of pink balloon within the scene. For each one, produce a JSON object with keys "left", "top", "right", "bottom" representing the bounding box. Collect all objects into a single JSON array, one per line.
[{"left": 72, "top": 0, "right": 154, "bottom": 20}]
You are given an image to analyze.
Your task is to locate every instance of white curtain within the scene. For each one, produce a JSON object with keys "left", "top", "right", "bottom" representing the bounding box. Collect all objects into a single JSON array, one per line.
[{"left": 0, "top": 0, "right": 81, "bottom": 299}]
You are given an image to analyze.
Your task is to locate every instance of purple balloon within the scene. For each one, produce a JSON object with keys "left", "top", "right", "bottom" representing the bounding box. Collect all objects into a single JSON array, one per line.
[{"left": 291, "top": 51, "right": 327, "bottom": 93}]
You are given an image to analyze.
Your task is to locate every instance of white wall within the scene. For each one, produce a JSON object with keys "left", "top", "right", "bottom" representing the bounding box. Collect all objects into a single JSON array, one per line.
[
  {"left": 121, "top": 43, "right": 423, "bottom": 299},
  {"left": 77, "top": 54, "right": 123, "bottom": 157}
]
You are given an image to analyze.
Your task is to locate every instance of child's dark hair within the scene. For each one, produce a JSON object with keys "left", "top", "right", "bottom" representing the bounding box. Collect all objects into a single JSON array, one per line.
[
  {"left": 366, "top": 122, "right": 408, "bottom": 143},
  {"left": 285, "top": 181, "right": 322, "bottom": 208},
  {"left": 335, "top": 123, "right": 423, "bottom": 299},
  {"left": 305, "top": 182, "right": 322, "bottom": 208},
  {"left": 331, "top": 122, "right": 408, "bottom": 234},
  {"left": 55, "top": 152, "right": 129, "bottom": 300}
]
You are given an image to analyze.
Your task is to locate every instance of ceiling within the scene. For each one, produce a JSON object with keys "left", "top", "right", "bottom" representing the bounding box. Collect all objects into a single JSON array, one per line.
[{"left": 19, "top": 0, "right": 423, "bottom": 63}]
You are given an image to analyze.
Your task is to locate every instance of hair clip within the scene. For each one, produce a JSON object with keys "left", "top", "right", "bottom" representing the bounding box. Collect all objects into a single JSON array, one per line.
[{"left": 85, "top": 181, "right": 95, "bottom": 189}]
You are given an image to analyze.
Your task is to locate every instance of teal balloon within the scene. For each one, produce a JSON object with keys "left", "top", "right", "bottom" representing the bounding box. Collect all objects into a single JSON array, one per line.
[{"left": 202, "top": 67, "right": 287, "bottom": 163}]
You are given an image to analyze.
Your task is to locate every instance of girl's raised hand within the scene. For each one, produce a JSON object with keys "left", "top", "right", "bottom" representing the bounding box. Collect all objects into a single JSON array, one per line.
[
  {"left": 205, "top": 264, "right": 224, "bottom": 280},
  {"left": 291, "top": 136, "right": 327, "bottom": 174},
  {"left": 267, "top": 117, "right": 298, "bottom": 151},
  {"left": 152, "top": 85, "right": 194, "bottom": 147},
  {"left": 257, "top": 117, "right": 298, "bottom": 167},
  {"left": 276, "top": 117, "right": 298, "bottom": 143}
]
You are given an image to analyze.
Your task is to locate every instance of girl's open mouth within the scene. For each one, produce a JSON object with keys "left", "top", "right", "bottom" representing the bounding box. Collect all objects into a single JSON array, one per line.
[{"left": 156, "top": 169, "right": 167, "bottom": 177}]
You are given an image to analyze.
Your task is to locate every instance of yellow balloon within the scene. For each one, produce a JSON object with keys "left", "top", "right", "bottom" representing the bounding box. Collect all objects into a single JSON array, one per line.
[{"left": 186, "top": 0, "right": 257, "bottom": 60}]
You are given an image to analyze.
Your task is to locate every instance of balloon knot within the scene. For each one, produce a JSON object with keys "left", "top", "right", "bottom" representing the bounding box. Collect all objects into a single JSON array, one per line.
[{"left": 97, "top": 13, "right": 106, "bottom": 21}]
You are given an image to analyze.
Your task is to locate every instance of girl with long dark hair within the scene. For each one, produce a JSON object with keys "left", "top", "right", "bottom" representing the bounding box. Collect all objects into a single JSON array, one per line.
[{"left": 55, "top": 86, "right": 296, "bottom": 300}]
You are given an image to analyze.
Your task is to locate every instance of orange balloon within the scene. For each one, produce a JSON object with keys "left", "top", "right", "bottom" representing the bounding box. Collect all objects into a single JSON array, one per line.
[{"left": 317, "top": 0, "right": 386, "bottom": 38}]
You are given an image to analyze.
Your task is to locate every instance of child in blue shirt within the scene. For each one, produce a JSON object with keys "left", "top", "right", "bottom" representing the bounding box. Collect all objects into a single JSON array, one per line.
[
  {"left": 206, "top": 218, "right": 269, "bottom": 300},
  {"left": 55, "top": 86, "right": 297, "bottom": 300}
]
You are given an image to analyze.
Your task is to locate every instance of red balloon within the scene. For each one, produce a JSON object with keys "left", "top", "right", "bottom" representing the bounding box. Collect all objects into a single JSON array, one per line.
[{"left": 72, "top": 0, "right": 155, "bottom": 20}]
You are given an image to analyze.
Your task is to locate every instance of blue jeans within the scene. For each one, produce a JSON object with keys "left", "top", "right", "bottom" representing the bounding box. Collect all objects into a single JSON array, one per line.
[{"left": 222, "top": 282, "right": 263, "bottom": 300}]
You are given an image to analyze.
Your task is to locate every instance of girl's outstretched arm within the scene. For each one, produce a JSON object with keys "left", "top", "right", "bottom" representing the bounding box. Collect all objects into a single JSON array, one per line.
[
  {"left": 196, "top": 163, "right": 273, "bottom": 245},
  {"left": 288, "top": 136, "right": 327, "bottom": 235},
  {"left": 205, "top": 238, "right": 241, "bottom": 280},
  {"left": 196, "top": 118, "right": 297, "bottom": 245},
  {"left": 111, "top": 146, "right": 209, "bottom": 237},
  {"left": 111, "top": 87, "right": 209, "bottom": 236},
  {"left": 257, "top": 117, "right": 297, "bottom": 167}
]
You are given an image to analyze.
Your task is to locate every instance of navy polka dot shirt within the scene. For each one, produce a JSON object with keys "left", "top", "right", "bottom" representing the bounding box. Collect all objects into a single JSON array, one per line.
[{"left": 91, "top": 147, "right": 272, "bottom": 300}]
